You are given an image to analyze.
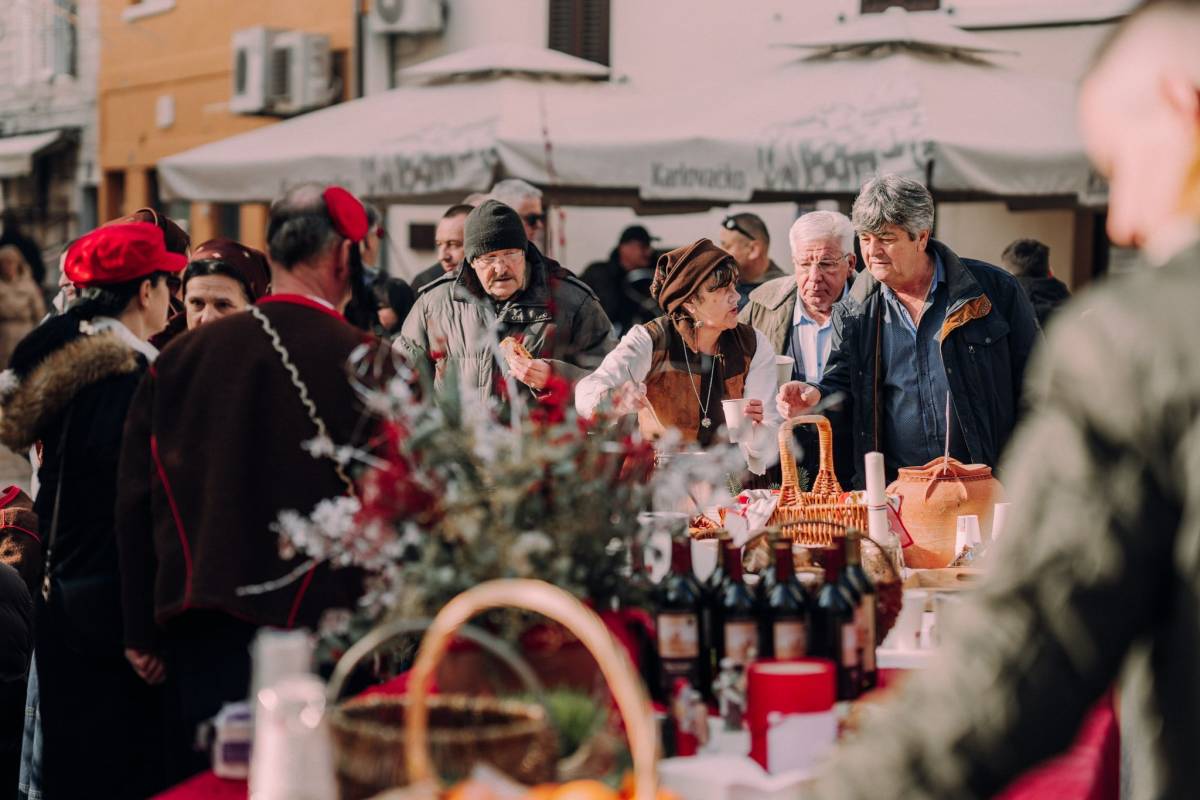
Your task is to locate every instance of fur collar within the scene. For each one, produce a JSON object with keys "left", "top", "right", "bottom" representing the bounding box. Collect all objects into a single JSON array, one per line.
[{"left": 0, "top": 332, "right": 141, "bottom": 451}]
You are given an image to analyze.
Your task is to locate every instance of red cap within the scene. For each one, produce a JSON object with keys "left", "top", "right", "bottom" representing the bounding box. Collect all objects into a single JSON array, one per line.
[
  {"left": 322, "top": 186, "right": 369, "bottom": 243},
  {"left": 65, "top": 223, "right": 188, "bottom": 288}
]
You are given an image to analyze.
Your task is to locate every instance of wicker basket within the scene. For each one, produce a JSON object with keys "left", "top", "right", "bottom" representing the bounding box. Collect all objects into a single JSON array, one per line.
[
  {"left": 405, "top": 579, "right": 660, "bottom": 799},
  {"left": 769, "top": 415, "right": 868, "bottom": 547},
  {"left": 326, "top": 620, "right": 557, "bottom": 800}
]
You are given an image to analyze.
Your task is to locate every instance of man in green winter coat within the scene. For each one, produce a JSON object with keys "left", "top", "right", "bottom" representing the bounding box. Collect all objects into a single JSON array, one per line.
[
  {"left": 400, "top": 200, "right": 615, "bottom": 404},
  {"left": 801, "top": 2, "right": 1200, "bottom": 798}
]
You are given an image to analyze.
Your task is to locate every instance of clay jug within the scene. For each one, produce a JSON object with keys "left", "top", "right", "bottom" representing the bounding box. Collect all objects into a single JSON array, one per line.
[{"left": 886, "top": 457, "right": 1005, "bottom": 569}]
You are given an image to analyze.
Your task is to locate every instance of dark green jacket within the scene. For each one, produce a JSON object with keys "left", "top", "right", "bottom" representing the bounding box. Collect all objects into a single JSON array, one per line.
[
  {"left": 805, "top": 239, "right": 1200, "bottom": 800},
  {"left": 815, "top": 240, "right": 1040, "bottom": 486},
  {"left": 400, "top": 244, "right": 615, "bottom": 402}
]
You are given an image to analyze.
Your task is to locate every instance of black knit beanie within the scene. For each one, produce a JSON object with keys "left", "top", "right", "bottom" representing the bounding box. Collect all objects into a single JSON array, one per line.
[{"left": 464, "top": 200, "right": 528, "bottom": 263}]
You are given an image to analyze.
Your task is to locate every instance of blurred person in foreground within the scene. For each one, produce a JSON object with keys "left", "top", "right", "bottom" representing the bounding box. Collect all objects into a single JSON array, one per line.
[
  {"left": 400, "top": 200, "right": 614, "bottom": 404},
  {"left": 719, "top": 212, "right": 787, "bottom": 310},
  {"left": 581, "top": 224, "right": 661, "bottom": 336},
  {"left": 576, "top": 239, "right": 781, "bottom": 474},
  {"left": 777, "top": 175, "right": 1040, "bottom": 487},
  {"left": 800, "top": 2, "right": 1200, "bottom": 798},
  {"left": 115, "top": 185, "right": 372, "bottom": 783},
  {"left": 1002, "top": 237, "right": 1072, "bottom": 327},
  {"left": 412, "top": 204, "right": 473, "bottom": 292},
  {"left": 0, "top": 223, "right": 178, "bottom": 799},
  {"left": 181, "top": 238, "right": 271, "bottom": 329}
]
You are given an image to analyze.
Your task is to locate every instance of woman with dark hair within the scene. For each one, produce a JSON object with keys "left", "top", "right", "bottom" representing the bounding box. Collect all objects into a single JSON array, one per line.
[
  {"left": 0, "top": 222, "right": 181, "bottom": 799},
  {"left": 181, "top": 238, "right": 271, "bottom": 329},
  {"left": 577, "top": 238, "right": 781, "bottom": 472}
]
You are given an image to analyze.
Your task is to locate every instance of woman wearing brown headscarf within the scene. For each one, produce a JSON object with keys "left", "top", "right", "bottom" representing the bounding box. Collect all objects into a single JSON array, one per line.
[{"left": 576, "top": 238, "right": 781, "bottom": 472}]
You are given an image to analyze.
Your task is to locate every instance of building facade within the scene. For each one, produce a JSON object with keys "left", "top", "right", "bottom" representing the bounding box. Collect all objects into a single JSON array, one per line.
[
  {"left": 97, "top": 0, "right": 355, "bottom": 249},
  {"left": 0, "top": 0, "right": 100, "bottom": 274}
]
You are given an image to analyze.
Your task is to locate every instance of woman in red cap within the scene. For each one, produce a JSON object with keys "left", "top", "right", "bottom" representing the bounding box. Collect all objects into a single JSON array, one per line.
[{"left": 0, "top": 221, "right": 181, "bottom": 799}]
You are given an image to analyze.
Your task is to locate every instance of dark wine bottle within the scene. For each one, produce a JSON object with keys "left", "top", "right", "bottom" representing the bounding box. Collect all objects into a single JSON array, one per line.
[
  {"left": 655, "top": 535, "right": 704, "bottom": 699},
  {"left": 841, "top": 529, "right": 878, "bottom": 692},
  {"left": 809, "top": 545, "right": 860, "bottom": 701},
  {"left": 721, "top": 536, "right": 760, "bottom": 666},
  {"left": 767, "top": 534, "right": 809, "bottom": 660},
  {"left": 700, "top": 530, "right": 730, "bottom": 701}
]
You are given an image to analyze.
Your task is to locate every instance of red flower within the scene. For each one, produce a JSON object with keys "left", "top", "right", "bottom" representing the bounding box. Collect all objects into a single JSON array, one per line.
[{"left": 530, "top": 373, "right": 571, "bottom": 426}]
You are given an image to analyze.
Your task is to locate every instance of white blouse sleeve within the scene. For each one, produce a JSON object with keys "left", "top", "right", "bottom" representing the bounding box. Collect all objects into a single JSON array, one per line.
[
  {"left": 574, "top": 324, "right": 654, "bottom": 419},
  {"left": 741, "top": 329, "right": 784, "bottom": 474}
]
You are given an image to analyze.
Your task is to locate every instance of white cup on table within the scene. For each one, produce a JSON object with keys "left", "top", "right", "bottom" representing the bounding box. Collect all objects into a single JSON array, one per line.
[
  {"left": 721, "top": 398, "right": 750, "bottom": 443},
  {"left": 691, "top": 538, "right": 719, "bottom": 583}
]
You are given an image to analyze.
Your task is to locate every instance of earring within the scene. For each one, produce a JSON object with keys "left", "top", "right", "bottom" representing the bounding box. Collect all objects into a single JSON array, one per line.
[{"left": 694, "top": 318, "right": 704, "bottom": 328}]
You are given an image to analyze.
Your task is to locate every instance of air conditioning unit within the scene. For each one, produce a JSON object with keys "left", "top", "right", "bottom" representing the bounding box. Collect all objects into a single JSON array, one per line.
[
  {"left": 370, "top": 0, "right": 445, "bottom": 34},
  {"left": 230, "top": 26, "right": 284, "bottom": 114},
  {"left": 268, "top": 31, "right": 333, "bottom": 116}
]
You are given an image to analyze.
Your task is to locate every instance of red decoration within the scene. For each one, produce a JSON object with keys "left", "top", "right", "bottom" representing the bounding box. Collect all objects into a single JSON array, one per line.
[{"left": 322, "top": 186, "right": 369, "bottom": 243}]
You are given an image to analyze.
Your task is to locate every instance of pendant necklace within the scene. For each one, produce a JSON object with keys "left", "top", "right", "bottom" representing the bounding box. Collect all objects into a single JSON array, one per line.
[{"left": 681, "top": 344, "right": 715, "bottom": 429}]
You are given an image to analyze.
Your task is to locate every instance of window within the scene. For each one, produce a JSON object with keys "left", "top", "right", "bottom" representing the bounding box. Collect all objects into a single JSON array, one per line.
[
  {"left": 861, "top": 0, "right": 940, "bottom": 12},
  {"left": 548, "top": 0, "right": 610, "bottom": 66}
]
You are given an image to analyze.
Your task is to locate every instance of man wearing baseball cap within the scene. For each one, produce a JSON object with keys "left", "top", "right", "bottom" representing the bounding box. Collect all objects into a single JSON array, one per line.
[
  {"left": 115, "top": 184, "right": 373, "bottom": 783},
  {"left": 0, "top": 222, "right": 181, "bottom": 799},
  {"left": 581, "top": 224, "right": 662, "bottom": 336}
]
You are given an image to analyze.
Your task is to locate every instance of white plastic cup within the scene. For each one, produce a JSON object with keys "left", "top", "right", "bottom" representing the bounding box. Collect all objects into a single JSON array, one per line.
[
  {"left": 955, "top": 514, "right": 982, "bottom": 556},
  {"left": 721, "top": 398, "right": 750, "bottom": 443},
  {"left": 249, "top": 674, "right": 337, "bottom": 800},
  {"left": 889, "top": 589, "right": 927, "bottom": 651},
  {"left": 991, "top": 502, "right": 1012, "bottom": 543},
  {"left": 638, "top": 511, "right": 688, "bottom": 584},
  {"left": 250, "top": 629, "right": 313, "bottom": 708},
  {"left": 691, "top": 538, "right": 719, "bottom": 583},
  {"left": 774, "top": 355, "right": 795, "bottom": 386}
]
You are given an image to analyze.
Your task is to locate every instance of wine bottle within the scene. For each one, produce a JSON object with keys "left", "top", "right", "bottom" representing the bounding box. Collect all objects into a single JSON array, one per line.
[
  {"left": 700, "top": 530, "right": 730, "bottom": 700},
  {"left": 809, "top": 546, "right": 860, "bottom": 700},
  {"left": 767, "top": 534, "right": 809, "bottom": 660},
  {"left": 721, "top": 536, "right": 760, "bottom": 666},
  {"left": 841, "top": 529, "right": 877, "bottom": 692},
  {"left": 655, "top": 535, "right": 704, "bottom": 699}
]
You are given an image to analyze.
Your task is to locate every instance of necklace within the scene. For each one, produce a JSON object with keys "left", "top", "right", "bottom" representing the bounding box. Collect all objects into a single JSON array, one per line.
[{"left": 681, "top": 344, "right": 715, "bottom": 429}]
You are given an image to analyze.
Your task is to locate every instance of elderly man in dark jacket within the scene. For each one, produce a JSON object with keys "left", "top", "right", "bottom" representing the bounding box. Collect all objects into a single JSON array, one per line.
[
  {"left": 401, "top": 200, "right": 615, "bottom": 403},
  {"left": 778, "top": 175, "right": 1040, "bottom": 486}
]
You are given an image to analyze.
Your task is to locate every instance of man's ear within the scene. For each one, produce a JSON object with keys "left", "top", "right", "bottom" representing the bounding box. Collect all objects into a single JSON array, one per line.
[
  {"left": 845, "top": 253, "right": 857, "bottom": 273},
  {"left": 916, "top": 230, "right": 931, "bottom": 251},
  {"left": 1159, "top": 73, "right": 1200, "bottom": 122},
  {"left": 333, "top": 239, "right": 353, "bottom": 281},
  {"left": 139, "top": 277, "right": 155, "bottom": 308}
]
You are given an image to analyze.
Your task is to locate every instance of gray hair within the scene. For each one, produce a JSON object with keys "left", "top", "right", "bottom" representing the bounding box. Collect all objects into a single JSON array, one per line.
[
  {"left": 488, "top": 179, "right": 543, "bottom": 208},
  {"left": 851, "top": 175, "right": 935, "bottom": 240},
  {"left": 788, "top": 210, "right": 854, "bottom": 257}
]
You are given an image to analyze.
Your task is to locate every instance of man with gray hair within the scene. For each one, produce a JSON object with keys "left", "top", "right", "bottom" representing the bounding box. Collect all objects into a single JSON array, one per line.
[
  {"left": 741, "top": 209, "right": 857, "bottom": 482},
  {"left": 489, "top": 178, "right": 546, "bottom": 248},
  {"left": 778, "top": 175, "right": 1039, "bottom": 486}
]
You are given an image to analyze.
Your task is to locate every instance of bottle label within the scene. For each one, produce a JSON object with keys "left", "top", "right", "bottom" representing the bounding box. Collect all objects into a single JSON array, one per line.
[
  {"left": 657, "top": 612, "right": 699, "bottom": 659},
  {"left": 724, "top": 620, "right": 759, "bottom": 664},
  {"left": 772, "top": 621, "right": 807, "bottom": 659},
  {"left": 861, "top": 602, "right": 877, "bottom": 672},
  {"left": 841, "top": 623, "right": 859, "bottom": 667}
]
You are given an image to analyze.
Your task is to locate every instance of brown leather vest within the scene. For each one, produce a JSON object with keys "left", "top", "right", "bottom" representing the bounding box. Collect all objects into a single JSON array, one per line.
[{"left": 638, "top": 317, "right": 757, "bottom": 444}]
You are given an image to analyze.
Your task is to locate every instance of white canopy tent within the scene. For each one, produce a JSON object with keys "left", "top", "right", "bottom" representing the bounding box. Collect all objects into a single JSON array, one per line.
[{"left": 159, "top": 34, "right": 1101, "bottom": 207}]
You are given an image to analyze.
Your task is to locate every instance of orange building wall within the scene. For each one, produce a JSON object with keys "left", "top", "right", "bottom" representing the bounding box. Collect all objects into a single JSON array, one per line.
[{"left": 98, "top": 0, "right": 356, "bottom": 247}]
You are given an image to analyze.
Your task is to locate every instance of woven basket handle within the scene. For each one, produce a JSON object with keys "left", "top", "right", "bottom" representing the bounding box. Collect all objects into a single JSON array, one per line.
[
  {"left": 777, "top": 415, "right": 841, "bottom": 501},
  {"left": 324, "top": 618, "right": 544, "bottom": 703},
  {"left": 404, "top": 579, "right": 658, "bottom": 799}
]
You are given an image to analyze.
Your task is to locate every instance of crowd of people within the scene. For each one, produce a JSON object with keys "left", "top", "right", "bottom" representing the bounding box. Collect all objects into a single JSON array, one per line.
[{"left": 0, "top": 0, "right": 1197, "bottom": 797}]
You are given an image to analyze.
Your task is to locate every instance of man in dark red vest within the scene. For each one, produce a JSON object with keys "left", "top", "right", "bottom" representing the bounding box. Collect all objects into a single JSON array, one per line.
[{"left": 116, "top": 184, "right": 374, "bottom": 782}]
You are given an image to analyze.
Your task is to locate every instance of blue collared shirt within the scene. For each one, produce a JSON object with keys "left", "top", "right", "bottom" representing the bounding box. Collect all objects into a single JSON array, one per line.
[
  {"left": 788, "top": 284, "right": 848, "bottom": 383},
  {"left": 878, "top": 253, "right": 966, "bottom": 469}
]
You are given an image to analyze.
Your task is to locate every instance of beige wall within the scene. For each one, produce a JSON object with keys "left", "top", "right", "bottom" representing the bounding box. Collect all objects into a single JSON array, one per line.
[{"left": 936, "top": 202, "right": 1079, "bottom": 288}]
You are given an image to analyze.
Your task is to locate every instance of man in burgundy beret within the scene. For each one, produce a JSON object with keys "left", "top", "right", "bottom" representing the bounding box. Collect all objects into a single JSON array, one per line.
[{"left": 116, "top": 184, "right": 374, "bottom": 782}]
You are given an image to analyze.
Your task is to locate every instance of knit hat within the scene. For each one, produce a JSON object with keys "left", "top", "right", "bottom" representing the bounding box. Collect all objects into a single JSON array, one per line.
[
  {"left": 463, "top": 200, "right": 527, "bottom": 263},
  {"left": 650, "top": 238, "right": 736, "bottom": 315}
]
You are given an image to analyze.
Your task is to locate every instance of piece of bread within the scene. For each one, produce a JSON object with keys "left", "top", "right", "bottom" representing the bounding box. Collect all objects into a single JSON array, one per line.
[{"left": 498, "top": 336, "right": 534, "bottom": 361}]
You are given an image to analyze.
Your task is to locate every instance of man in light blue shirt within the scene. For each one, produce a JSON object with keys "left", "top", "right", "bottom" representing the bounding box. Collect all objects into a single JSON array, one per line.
[{"left": 739, "top": 211, "right": 856, "bottom": 482}]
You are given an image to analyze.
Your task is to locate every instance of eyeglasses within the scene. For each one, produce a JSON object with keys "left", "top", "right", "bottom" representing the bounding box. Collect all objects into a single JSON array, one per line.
[
  {"left": 722, "top": 216, "right": 756, "bottom": 241},
  {"left": 473, "top": 250, "right": 524, "bottom": 270},
  {"left": 522, "top": 213, "right": 546, "bottom": 228},
  {"left": 793, "top": 254, "right": 851, "bottom": 274}
]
